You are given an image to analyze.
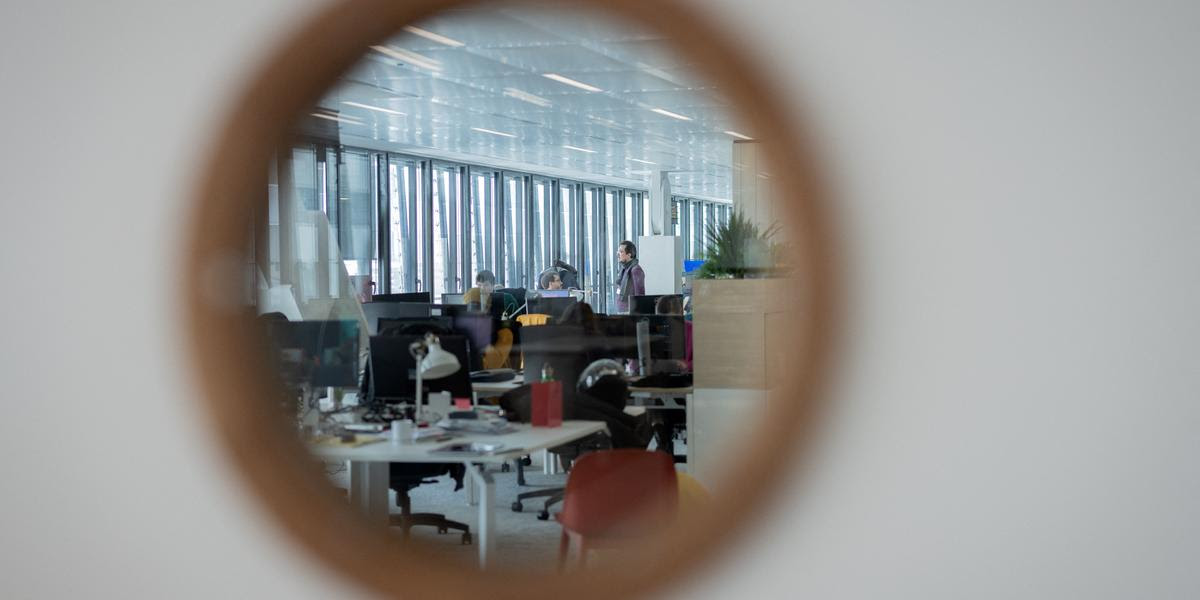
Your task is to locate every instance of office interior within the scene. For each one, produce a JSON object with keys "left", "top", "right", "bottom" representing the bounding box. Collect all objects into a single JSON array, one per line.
[{"left": 253, "top": 4, "right": 788, "bottom": 572}]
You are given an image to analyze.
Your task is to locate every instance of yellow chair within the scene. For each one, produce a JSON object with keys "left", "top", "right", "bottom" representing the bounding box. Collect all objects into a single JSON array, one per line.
[{"left": 517, "top": 313, "right": 552, "bottom": 327}]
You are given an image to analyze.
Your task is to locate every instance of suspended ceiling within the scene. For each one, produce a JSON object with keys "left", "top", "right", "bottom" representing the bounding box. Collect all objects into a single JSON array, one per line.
[{"left": 312, "top": 4, "right": 751, "bottom": 201}]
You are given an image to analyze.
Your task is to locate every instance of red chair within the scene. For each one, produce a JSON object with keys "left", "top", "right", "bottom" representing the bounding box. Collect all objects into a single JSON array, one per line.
[{"left": 557, "top": 449, "right": 678, "bottom": 570}]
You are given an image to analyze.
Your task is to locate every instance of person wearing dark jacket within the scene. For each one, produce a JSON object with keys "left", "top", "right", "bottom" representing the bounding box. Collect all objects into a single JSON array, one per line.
[{"left": 614, "top": 240, "right": 645, "bottom": 314}]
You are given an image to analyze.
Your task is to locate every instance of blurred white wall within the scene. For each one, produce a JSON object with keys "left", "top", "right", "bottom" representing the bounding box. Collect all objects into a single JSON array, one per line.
[{"left": 2, "top": 0, "right": 1198, "bottom": 598}]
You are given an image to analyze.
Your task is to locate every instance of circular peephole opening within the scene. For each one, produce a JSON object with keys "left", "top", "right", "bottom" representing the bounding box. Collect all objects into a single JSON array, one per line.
[{"left": 186, "top": 0, "right": 836, "bottom": 597}]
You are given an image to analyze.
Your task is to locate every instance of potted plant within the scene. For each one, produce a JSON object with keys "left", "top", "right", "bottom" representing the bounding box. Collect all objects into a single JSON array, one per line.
[
  {"left": 690, "top": 209, "right": 793, "bottom": 389},
  {"left": 696, "top": 209, "right": 779, "bottom": 279}
]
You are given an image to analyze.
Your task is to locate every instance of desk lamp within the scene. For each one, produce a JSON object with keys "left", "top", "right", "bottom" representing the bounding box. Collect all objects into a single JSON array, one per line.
[{"left": 408, "top": 332, "right": 461, "bottom": 421}]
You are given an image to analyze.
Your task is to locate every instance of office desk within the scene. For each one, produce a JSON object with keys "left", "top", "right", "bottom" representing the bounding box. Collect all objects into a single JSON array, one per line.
[
  {"left": 471, "top": 375, "right": 524, "bottom": 400},
  {"left": 628, "top": 386, "right": 692, "bottom": 409},
  {"left": 311, "top": 420, "right": 607, "bottom": 569}
]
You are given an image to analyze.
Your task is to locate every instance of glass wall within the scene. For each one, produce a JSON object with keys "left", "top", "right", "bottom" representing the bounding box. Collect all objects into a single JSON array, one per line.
[
  {"left": 388, "top": 157, "right": 423, "bottom": 293},
  {"left": 262, "top": 141, "right": 732, "bottom": 315},
  {"left": 469, "top": 169, "right": 499, "bottom": 284},
  {"left": 531, "top": 177, "right": 553, "bottom": 278},
  {"left": 559, "top": 181, "right": 579, "bottom": 267},
  {"left": 503, "top": 173, "right": 527, "bottom": 289},
  {"left": 431, "top": 163, "right": 465, "bottom": 297},
  {"left": 672, "top": 195, "right": 730, "bottom": 260}
]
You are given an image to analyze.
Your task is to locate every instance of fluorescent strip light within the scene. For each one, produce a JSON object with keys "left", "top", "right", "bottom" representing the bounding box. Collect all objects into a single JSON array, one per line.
[
  {"left": 542, "top": 73, "right": 602, "bottom": 93},
  {"left": 628, "top": 158, "right": 656, "bottom": 165},
  {"left": 402, "top": 25, "right": 464, "bottom": 47},
  {"left": 341, "top": 101, "right": 405, "bottom": 116},
  {"left": 589, "top": 115, "right": 622, "bottom": 128},
  {"left": 503, "top": 87, "right": 552, "bottom": 108},
  {"left": 471, "top": 126, "right": 516, "bottom": 138},
  {"left": 370, "top": 45, "right": 442, "bottom": 72},
  {"left": 724, "top": 130, "right": 753, "bottom": 140},
  {"left": 651, "top": 107, "right": 693, "bottom": 121},
  {"left": 310, "top": 112, "right": 364, "bottom": 126},
  {"left": 562, "top": 144, "right": 596, "bottom": 154}
]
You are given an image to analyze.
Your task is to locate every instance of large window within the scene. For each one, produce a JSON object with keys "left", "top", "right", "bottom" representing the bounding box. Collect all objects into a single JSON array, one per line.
[
  {"left": 266, "top": 143, "right": 733, "bottom": 314},
  {"left": 388, "top": 157, "right": 422, "bottom": 293},
  {"left": 470, "top": 169, "right": 498, "bottom": 283},
  {"left": 337, "top": 149, "right": 375, "bottom": 287},
  {"left": 582, "top": 185, "right": 601, "bottom": 309},
  {"left": 431, "top": 163, "right": 466, "bottom": 296},
  {"left": 559, "top": 181, "right": 579, "bottom": 267},
  {"left": 503, "top": 173, "right": 527, "bottom": 288},
  {"left": 531, "top": 177, "right": 552, "bottom": 276}
]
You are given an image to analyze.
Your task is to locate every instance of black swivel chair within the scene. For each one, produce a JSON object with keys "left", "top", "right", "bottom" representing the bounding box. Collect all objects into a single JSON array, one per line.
[
  {"left": 501, "top": 326, "right": 650, "bottom": 519},
  {"left": 366, "top": 328, "right": 475, "bottom": 544},
  {"left": 387, "top": 464, "right": 472, "bottom": 545}
]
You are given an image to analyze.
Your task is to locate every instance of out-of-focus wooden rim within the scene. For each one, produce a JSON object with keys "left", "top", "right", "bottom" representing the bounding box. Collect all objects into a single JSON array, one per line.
[{"left": 184, "top": 0, "right": 839, "bottom": 597}]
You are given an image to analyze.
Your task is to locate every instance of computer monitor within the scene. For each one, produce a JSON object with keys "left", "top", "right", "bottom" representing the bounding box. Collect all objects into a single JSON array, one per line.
[
  {"left": 265, "top": 320, "right": 360, "bottom": 387},
  {"left": 630, "top": 294, "right": 665, "bottom": 315},
  {"left": 364, "top": 333, "right": 473, "bottom": 405},
  {"left": 441, "top": 293, "right": 465, "bottom": 305},
  {"left": 520, "top": 324, "right": 589, "bottom": 404},
  {"left": 431, "top": 303, "right": 470, "bottom": 319},
  {"left": 372, "top": 291, "right": 432, "bottom": 303},
  {"left": 528, "top": 295, "right": 577, "bottom": 319},
  {"left": 538, "top": 289, "right": 571, "bottom": 298},
  {"left": 592, "top": 315, "right": 685, "bottom": 361},
  {"left": 376, "top": 316, "right": 454, "bottom": 337},
  {"left": 450, "top": 313, "right": 494, "bottom": 371},
  {"left": 360, "top": 301, "right": 432, "bottom": 334},
  {"left": 594, "top": 315, "right": 639, "bottom": 359},
  {"left": 464, "top": 293, "right": 515, "bottom": 320},
  {"left": 641, "top": 315, "right": 687, "bottom": 361}
]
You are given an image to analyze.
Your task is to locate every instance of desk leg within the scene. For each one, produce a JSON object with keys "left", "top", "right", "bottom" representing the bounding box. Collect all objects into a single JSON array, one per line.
[
  {"left": 466, "top": 465, "right": 478, "bottom": 506},
  {"left": 348, "top": 461, "right": 389, "bottom": 526},
  {"left": 465, "top": 463, "right": 495, "bottom": 569}
]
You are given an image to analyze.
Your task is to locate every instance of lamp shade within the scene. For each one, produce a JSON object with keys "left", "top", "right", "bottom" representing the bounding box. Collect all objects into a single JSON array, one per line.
[{"left": 420, "top": 340, "right": 461, "bottom": 380}]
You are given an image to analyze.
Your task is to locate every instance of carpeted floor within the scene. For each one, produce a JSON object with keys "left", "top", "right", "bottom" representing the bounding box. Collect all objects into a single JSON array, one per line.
[
  {"left": 329, "top": 462, "right": 573, "bottom": 573},
  {"left": 326, "top": 437, "right": 688, "bottom": 573}
]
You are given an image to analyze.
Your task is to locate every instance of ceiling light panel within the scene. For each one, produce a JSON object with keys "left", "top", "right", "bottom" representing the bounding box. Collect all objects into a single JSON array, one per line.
[
  {"left": 370, "top": 45, "right": 443, "bottom": 72},
  {"left": 402, "top": 25, "right": 465, "bottom": 47},
  {"left": 542, "top": 73, "right": 603, "bottom": 92},
  {"left": 341, "top": 101, "right": 405, "bottom": 116},
  {"left": 471, "top": 126, "right": 516, "bottom": 138}
]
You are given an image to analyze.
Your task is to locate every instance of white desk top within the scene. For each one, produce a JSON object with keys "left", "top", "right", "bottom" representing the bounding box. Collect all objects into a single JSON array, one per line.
[
  {"left": 309, "top": 420, "right": 607, "bottom": 464},
  {"left": 471, "top": 374, "right": 525, "bottom": 396}
]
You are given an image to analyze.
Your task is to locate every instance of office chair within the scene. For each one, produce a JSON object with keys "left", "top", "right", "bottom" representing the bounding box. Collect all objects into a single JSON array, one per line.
[
  {"left": 503, "top": 372, "right": 649, "bottom": 520},
  {"left": 387, "top": 464, "right": 472, "bottom": 545},
  {"left": 557, "top": 449, "right": 678, "bottom": 570}
]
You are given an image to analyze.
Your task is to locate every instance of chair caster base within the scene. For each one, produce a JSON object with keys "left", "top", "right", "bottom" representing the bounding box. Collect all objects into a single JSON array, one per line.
[
  {"left": 537, "top": 511, "right": 550, "bottom": 521},
  {"left": 461, "top": 532, "right": 473, "bottom": 545},
  {"left": 511, "top": 501, "right": 523, "bottom": 512}
]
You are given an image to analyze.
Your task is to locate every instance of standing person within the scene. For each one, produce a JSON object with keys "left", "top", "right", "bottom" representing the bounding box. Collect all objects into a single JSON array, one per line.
[{"left": 614, "top": 240, "right": 645, "bottom": 314}]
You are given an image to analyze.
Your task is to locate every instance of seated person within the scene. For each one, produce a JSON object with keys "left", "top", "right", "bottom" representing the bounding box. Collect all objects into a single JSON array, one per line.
[
  {"left": 463, "top": 270, "right": 519, "bottom": 369},
  {"left": 463, "top": 269, "right": 518, "bottom": 316},
  {"left": 539, "top": 270, "right": 563, "bottom": 290}
]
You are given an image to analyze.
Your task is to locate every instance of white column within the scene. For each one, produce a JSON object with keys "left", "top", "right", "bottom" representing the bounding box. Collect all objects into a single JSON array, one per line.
[
  {"left": 648, "top": 170, "right": 673, "bottom": 235},
  {"left": 732, "top": 141, "right": 781, "bottom": 240}
]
